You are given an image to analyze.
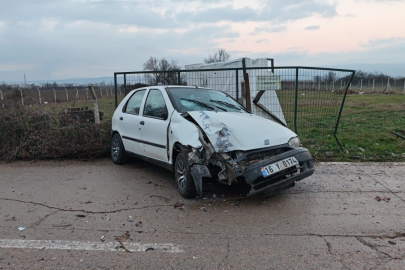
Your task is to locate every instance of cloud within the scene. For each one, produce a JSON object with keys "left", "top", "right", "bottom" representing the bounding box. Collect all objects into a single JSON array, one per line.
[
  {"left": 252, "top": 25, "right": 286, "bottom": 34},
  {"left": 361, "top": 37, "right": 405, "bottom": 48},
  {"left": 256, "top": 39, "right": 269, "bottom": 43},
  {"left": 0, "top": 0, "right": 403, "bottom": 81},
  {"left": 304, "top": 25, "right": 320, "bottom": 30}
]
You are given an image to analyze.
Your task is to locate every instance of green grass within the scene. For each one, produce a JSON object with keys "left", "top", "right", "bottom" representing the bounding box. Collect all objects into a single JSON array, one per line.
[
  {"left": 298, "top": 93, "right": 405, "bottom": 161},
  {"left": 47, "top": 92, "right": 405, "bottom": 162}
]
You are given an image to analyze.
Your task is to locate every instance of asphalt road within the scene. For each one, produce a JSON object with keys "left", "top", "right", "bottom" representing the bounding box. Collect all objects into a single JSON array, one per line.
[{"left": 0, "top": 159, "right": 404, "bottom": 269}]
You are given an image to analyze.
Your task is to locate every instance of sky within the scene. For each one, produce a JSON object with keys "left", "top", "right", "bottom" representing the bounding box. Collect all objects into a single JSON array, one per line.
[{"left": 1, "top": 0, "right": 405, "bottom": 82}]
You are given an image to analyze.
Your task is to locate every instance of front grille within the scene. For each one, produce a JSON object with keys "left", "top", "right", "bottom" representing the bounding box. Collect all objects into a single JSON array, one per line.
[{"left": 238, "top": 147, "right": 291, "bottom": 166}]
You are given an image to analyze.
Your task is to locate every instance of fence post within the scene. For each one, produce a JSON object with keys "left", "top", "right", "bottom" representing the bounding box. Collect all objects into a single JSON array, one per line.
[
  {"left": 105, "top": 88, "right": 108, "bottom": 97},
  {"left": 65, "top": 88, "right": 68, "bottom": 102},
  {"left": 294, "top": 68, "right": 299, "bottom": 134},
  {"left": 360, "top": 79, "right": 362, "bottom": 92},
  {"left": 114, "top": 74, "right": 118, "bottom": 108},
  {"left": 86, "top": 87, "right": 89, "bottom": 99},
  {"left": 75, "top": 88, "right": 79, "bottom": 100},
  {"left": 99, "top": 87, "right": 102, "bottom": 97},
  {"left": 178, "top": 71, "right": 181, "bottom": 85},
  {"left": 242, "top": 58, "right": 251, "bottom": 112},
  {"left": 0, "top": 90, "right": 4, "bottom": 108},
  {"left": 53, "top": 88, "right": 56, "bottom": 103},
  {"left": 88, "top": 84, "right": 100, "bottom": 124},
  {"left": 335, "top": 71, "right": 355, "bottom": 151},
  {"left": 123, "top": 74, "right": 127, "bottom": 96},
  {"left": 235, "top": 69, "right": 239, "bottom": 101},
  {"left": 18, "top": 88, "right": 24, "bottom": 106},
  {"left": 36, "top": 87, "right": 42, "bottom": 105}
]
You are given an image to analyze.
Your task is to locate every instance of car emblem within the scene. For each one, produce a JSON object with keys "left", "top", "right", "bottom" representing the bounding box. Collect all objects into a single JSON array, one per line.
[{"left": 264, "top": 139, "right": 270, "bottom": 145}]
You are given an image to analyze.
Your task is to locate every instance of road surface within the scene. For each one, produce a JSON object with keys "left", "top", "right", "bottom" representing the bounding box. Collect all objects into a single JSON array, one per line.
[{"left": 0, "top": 159, "right": 404, "bottom": 269}]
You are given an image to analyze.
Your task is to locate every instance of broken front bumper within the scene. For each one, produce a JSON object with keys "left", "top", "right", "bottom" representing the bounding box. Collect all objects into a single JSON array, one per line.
[{"left": 243, "top": 147, "right": 314, "bottom": 196}]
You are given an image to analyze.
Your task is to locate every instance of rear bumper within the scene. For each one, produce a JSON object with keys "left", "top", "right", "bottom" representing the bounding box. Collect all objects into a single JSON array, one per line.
[{"left": 243, "top": 148, "right": 314, "bottom": 196}]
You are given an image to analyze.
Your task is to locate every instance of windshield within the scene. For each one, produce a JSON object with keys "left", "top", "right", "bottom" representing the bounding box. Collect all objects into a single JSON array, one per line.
[{"left": 166, "top": 87, "right": 247, "bottom": 113}]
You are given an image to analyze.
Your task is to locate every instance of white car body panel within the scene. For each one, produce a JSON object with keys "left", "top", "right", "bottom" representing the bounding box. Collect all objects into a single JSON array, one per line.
[{"left": 187, "top": 111, "right": 296, "bottom": 152}]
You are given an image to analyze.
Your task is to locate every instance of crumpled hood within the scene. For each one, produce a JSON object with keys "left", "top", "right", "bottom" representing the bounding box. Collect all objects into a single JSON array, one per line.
[{"left": 187, "top": 111, "right": 297, "bottom": 152}]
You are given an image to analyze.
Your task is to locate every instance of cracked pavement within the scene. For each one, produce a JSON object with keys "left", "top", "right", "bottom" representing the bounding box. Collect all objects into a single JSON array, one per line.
[{"left": 0, "top": 159, "right": 404, "bottom": 269}]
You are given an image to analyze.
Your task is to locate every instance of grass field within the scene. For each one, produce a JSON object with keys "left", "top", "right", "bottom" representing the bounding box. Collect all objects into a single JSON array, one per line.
[{"left": 44, "top": 91, "right": 405, "bottom": 162}]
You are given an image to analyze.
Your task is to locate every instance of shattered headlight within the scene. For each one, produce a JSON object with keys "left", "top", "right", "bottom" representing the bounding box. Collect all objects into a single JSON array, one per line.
[{"left": 288, "top": 137, "right": 301, "bottom": 148}]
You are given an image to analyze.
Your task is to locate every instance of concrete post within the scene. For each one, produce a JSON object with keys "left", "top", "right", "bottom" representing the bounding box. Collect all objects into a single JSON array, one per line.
[
  {"left": 65, "top": 88, "right": 68, "bottom": 102},
  {"left": 372, "top": 79, "right": 375, "bottom": 92},
  {"left": 75, "top": 88, "right": 79, "bottom": 100},
  {"left": 36, "top": 87, "right": 42, "bottom": 104},
  {"left": 88, "top": 84, "right": 100, "bottom": 124},
  {"left": 52, "top": 88, "right": 56, "bottom": 103},
  {"left": 0, "top": 90, "right": 4, "bottom": 108},
  {"left": 18, "top": 88, "right": 24, "bottom": 106}
]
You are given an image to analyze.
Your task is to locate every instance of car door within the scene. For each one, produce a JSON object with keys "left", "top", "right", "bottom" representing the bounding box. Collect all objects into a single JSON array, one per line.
[
  {"left": 119, "top": 89, "right": 147, "bottom": 154},
  {"left": 138, "top": 89, "right": 171, "bottom": 161}
]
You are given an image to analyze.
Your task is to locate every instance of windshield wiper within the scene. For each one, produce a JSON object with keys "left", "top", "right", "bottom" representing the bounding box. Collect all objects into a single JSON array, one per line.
[
  {"left": 209, "top": 99, "right": 242, "bottom": 111},
  {"left": 180, "top": 98, "right": 227, "bottom": 111}
]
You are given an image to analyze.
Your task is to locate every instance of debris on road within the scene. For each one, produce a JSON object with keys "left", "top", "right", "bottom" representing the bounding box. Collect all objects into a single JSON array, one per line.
[
  {"left": 200, "top": 207, "right": 207, "bottom": 212},
  {"left": 145, "top": 247, "right": 154, "bottom": 251},
  {"left": 127, "top": 216, "right": 134, "bottom": 222},
  {"left": 388, "top": 241, "right": 396, "bottom": 245},
  {"left": 174, "top": 202, "right": 184, "bottom": 208},
  {"left": 135, "top": 221, "right": 143, "bottom": 227},
  {"left": 115, "top": 231, "right": 130, "bottom": 242},
  {"left": 75, "top": 214, "right": 86, "bottom": 218},
  {"left": 374, "top": 196, "right": 391, "bottom": 202},
  {"left": 18, "top": 227, "right": 26, "bottom": 231}
]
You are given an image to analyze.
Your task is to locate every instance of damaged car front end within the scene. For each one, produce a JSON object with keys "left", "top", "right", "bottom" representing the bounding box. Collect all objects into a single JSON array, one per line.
[{"left": 166, "top": 87, "right": 314, "bottom": 198}]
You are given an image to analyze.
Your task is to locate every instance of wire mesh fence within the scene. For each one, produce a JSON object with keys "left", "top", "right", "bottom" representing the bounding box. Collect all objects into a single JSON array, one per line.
[
  {"left": 0, "top": 87, "right": 122, "bottom": 108},
  {"left": 114, "top": 66, "right": 356, "bottom": 150}
]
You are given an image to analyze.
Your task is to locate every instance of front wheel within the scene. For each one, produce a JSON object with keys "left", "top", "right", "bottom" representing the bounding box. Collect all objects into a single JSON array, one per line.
[
  {"left": 175, "top": 152, "right": 198, "bottom": 198},
  {"left": 111, "top": 133, "right": 128, "bottom": 164}
]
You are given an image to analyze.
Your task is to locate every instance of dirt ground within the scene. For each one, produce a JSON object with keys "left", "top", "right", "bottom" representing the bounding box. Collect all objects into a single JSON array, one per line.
[{"left": 0, "top": 159, "right": 404, "bottom": 269}]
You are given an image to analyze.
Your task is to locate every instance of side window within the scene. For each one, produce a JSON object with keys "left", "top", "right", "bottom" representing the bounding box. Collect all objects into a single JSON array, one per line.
[
  {"left": 124, "top": 90, "right": 146, "bottom": 115},
  {"left": 143, "top": 90, "right": 168, "bottom": 120}
]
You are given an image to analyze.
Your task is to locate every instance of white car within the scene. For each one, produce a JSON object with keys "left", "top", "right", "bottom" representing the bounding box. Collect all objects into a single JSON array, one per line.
[{"left": 111, "top": 86, "right": 314, "bottom": 198}]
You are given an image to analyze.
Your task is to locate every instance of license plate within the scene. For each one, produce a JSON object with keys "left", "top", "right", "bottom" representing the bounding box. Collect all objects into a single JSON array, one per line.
[{"left": 261, "top": 157, "right": 299, "bottom": 178}]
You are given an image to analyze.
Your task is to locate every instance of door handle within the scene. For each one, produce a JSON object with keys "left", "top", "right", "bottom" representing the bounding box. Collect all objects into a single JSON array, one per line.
[
  {"left": 140, "top": 121, "right": 145, "bottom": 125},
  {"left": 119, "top": 117, "right": 123, "bottom": 121}
]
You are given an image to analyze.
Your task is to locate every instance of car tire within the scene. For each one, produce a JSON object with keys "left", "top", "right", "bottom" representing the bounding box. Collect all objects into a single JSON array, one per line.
[
  {"left": 175, "top": 152, "right": 198, "bottom": 198},
  {"left": 111, "top": 133, "right": 128, "bottom": 165}
]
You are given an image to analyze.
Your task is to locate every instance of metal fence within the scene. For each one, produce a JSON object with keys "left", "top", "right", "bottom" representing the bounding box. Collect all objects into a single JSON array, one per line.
[
  {"left": 114, "top": 66, "right": 355, "bottom": 150},
  {"left": 0, "top": 87, "right": 121, "bottom": 107}
]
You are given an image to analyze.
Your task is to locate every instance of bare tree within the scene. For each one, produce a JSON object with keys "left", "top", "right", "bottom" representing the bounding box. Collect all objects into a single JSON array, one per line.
[
  {"left": 204, "top": 48, "right": 230, "bottom": 64},
  {"left": 143, "top": 57, "right": 183, "bottom": 85}
]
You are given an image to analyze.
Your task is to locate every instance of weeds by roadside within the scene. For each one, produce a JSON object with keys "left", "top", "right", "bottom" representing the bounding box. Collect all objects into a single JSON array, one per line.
[{"left": 0, "top": 106, "right": 110, "bottom": 161}]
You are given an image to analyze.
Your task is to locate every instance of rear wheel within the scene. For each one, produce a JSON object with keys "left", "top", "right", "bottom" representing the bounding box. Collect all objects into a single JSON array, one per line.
[
  {"left": 175, "top": 152, "right": 198, "bottom": 198},
  {"left": 111, "top": 133, "right": 128, "bottom": 165}
]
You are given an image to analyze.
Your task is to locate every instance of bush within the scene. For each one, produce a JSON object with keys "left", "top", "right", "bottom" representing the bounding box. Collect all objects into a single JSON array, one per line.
[{"left": 0, "top": 106, "right": 110, "bottom": 160}]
